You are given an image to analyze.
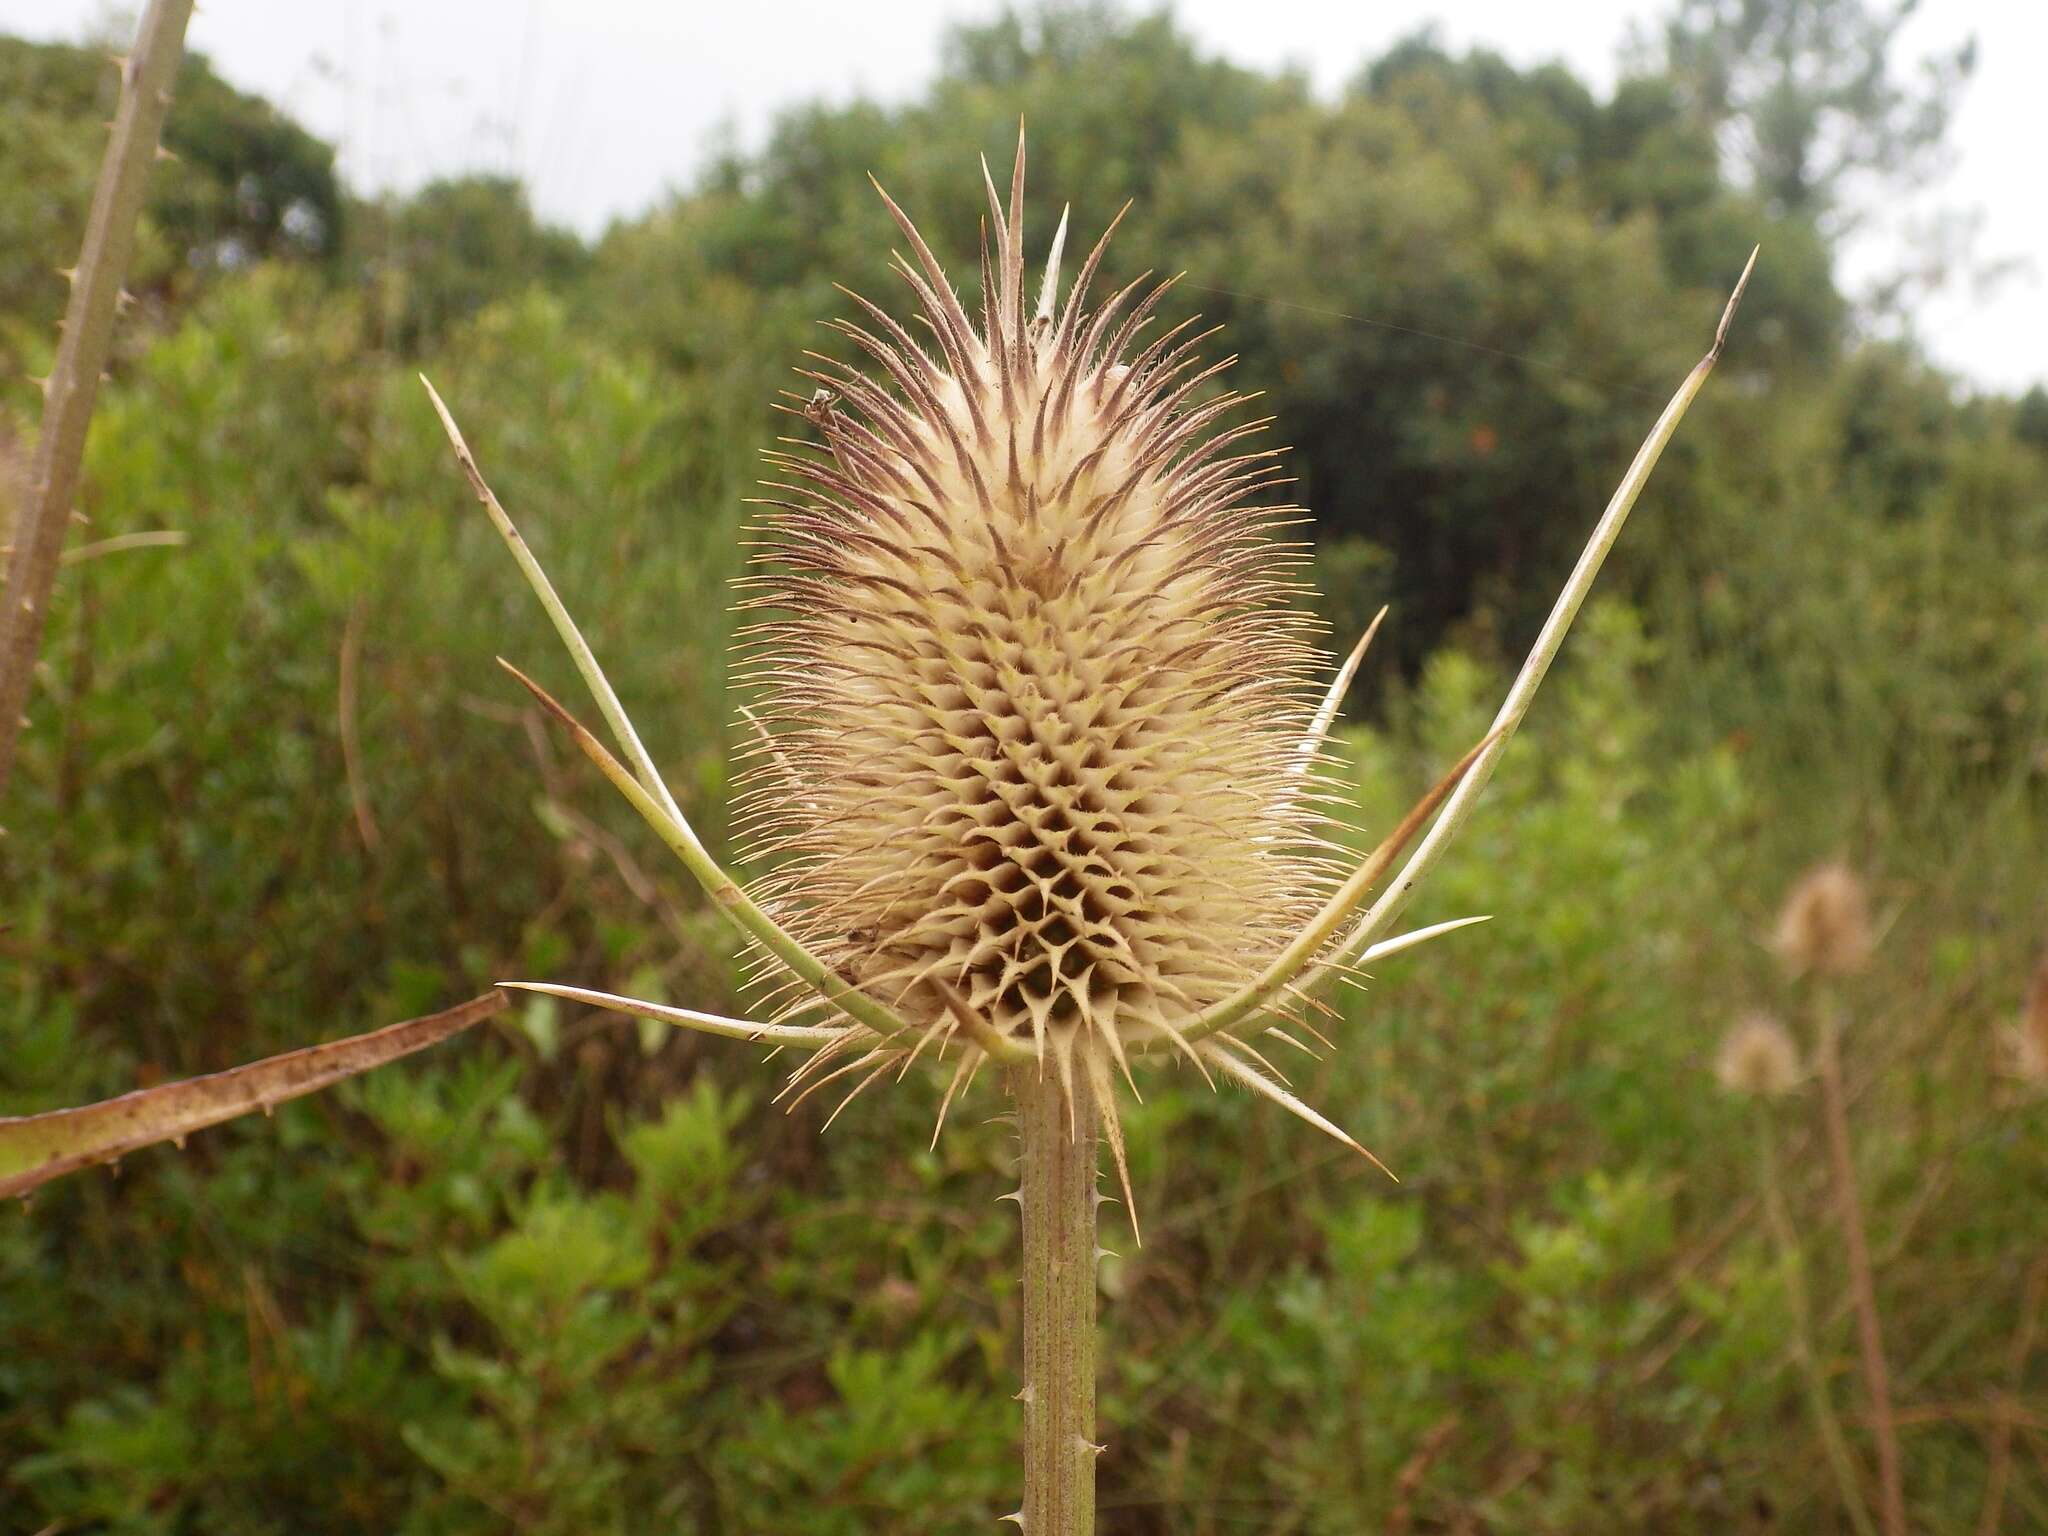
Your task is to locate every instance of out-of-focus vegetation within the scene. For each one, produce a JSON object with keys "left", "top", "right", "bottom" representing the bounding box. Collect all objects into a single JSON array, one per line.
[{"left": 4, "top": 2, "right": 2045, "bottom": 1531}]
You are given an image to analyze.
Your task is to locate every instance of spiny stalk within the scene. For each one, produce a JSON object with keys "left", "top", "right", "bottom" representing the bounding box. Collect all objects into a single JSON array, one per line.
[{"left": 0, "top": 0, "right": 195, "bottom": 802}]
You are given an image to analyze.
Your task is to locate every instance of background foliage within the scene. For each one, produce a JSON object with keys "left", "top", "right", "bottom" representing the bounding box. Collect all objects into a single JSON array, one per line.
[{"left": 4, "top": 3, "right": 2045, "bottom": 1531}]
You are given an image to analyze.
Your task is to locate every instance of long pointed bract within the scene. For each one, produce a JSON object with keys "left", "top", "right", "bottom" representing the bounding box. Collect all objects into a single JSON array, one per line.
[
  {"left": 499, "top": 981, "right": 847, "bottom": 1046},
  {"left": 1331, "top": 251, "right": 1758, "bottom": 973},
  {"left": 494, "top": 658, "right": 940, "bottom": 1048},
  {"left": 1202, "top": 1038, "right": 1396, "bottom": 1181},
  {"left": 1291, "top": 605, "right": 1386, "bottom": 786},
  {"left": 422, "top": 377, "right": 683, "bottom": 826},
  {"left": 1177, "top": 728, "right": 1499, "bottom": 1048}
]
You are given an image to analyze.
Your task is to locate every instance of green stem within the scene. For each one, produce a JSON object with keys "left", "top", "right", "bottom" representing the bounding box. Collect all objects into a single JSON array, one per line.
[
  {"left": 0, "top": 0, "right": 195, "bottom": 803},
  {"left": 1014, "top": 1066, "right": 1097, "bottom": 1534},
  {"left": 1755, "top": 1105, "right": 1878, "bottom": 1536}
]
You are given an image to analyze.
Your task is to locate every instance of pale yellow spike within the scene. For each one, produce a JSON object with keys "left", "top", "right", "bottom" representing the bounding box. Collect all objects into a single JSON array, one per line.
[
  {"left": 930, "top": 1050, "right": 985, "bottom": 1149},
  {"left": 499, "top": 981, "right": 844, "bottom": 1046},
  {"left": 1036, "top": 204, "right": 1070, "bottom": 324},
  {"left": 1085, "top": 1044, "right": 1140, "bottom": 1247},
  {"left": 1203, "top": 1040, "right": 1397, "bottom": 1183},
  {"left": 1358, "top": 914, "right": 1492, "bottom": 967},
  {"left": 822, "top": 1051, "right": 899, "bottom": 1131},
  {"left": 737, "top": 703, "right": 818, "bottom": 814},
  {"left": 1293, "top": 605, "right": 1386, "bottom": 785},
  {"left": 780, "top": 1044, "right": 893, "bottom": 1114}
]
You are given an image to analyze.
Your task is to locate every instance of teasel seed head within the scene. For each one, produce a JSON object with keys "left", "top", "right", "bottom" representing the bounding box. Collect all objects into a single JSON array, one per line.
[
  {"left": 441, "top": 133, "right": 1750, "bottom": 1220},
  {"left": 731, "top": 137, "right": 1344, "bottom": 1156},
  {"left": 1715, "top": 1012, "right": 1803, "bottom": 1097},
  {"left": 1771, "top": 861, "right": 1874, "bottom": 979}
]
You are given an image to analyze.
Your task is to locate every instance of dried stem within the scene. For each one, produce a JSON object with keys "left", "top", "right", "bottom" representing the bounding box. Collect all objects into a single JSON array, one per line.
[
  {"left": 1755, "top": 1105, "right": 1878, "bottom": 1536},
  {"left": 1014, "top": 1064, "right": 1098, "bottom": 1535},
  {"left": 0, "top": 991, "right": 508, "bottom": 1199},
  {"left": 339, "top": 596, "right": 380, "bottom": 852},
  {"left": 1815, "top": 1002, "right": 1907, "bottom": 1536},
  {"left": 1975, "top": 1253, "right": 2048, "bottom": 1536},
  {"left": 0, "top": 0, "right": 194, "bottom": 803}
]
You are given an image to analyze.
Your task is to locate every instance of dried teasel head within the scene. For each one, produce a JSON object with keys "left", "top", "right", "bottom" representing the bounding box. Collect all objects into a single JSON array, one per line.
[
  {"left": 430, "top": 130, "right": 1751, "bottom": 1228},
  {"left": 732, "top": 144, "right": 1342, "bottom": 1136},
  {"left": 1771, "top": 861, "right": 1874, "bottom": 979},
  {"left": 1715, "top": 1013, "right": 1803, "bottom": 1097}
]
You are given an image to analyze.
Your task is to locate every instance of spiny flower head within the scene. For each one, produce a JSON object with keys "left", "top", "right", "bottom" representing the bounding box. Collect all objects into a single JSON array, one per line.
[{"left": 731, "top": 138, "right": 1340, "bottom": 1150}]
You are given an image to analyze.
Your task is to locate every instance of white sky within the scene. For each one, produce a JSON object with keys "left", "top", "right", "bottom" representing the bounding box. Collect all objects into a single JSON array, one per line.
[{"left": 4, "top": 0, "right": 2040, "bottom": 392}]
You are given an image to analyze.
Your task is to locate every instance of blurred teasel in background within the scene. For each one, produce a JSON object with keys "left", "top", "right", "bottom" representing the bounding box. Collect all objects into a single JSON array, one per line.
[
  {"left": 1772, "top": 860, "right": 1875, "bottom": 979},
  {"left": 1717, "top": 1012, "right": 1803, "bottom": 1097}
]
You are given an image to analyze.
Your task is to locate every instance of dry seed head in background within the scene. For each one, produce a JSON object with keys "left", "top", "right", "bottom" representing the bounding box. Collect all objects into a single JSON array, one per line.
[
  {"left": 1716, "top": 1013, "right": 1804, "bottom": 1097},
  {"left": 1772, "top": 861, "right": 1874, "bottom": 979},
  {"left": 2006, "top": 948, "right": 2048, "bottom": 1082},
  {"left": 731, "top": 138, "right": 1358, "bottom": 1168}
]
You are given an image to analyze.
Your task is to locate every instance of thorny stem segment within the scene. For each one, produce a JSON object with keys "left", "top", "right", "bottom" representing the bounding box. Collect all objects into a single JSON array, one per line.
[
  {"left": 0, "top": 0, "right": 194, "bottom": 803},
  {"left": 1754, "top": 1108, "right": 1879, "bottom": 1536},
  {"left": 1014, "top": 1065, "right": 1098, "bottom": 1535},
  {"left": 1815, "top": 1000, "right": 1908, "bottom": 1536},
  {"left": 0, "top": 991, "right": 507, "bottom": 1199}
]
